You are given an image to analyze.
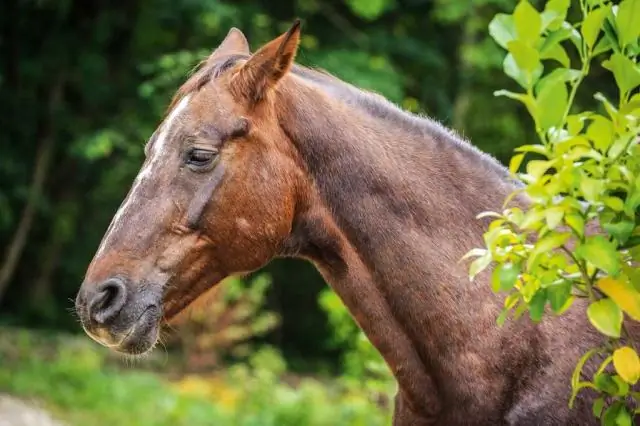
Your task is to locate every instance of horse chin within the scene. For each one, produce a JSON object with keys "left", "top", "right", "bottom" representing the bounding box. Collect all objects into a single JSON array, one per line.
[{"left": 113, "top": 305, "right": 161, "bottom": 356}]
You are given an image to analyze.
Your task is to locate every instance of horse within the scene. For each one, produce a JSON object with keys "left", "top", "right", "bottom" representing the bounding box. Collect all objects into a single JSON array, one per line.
[{"left": 74, "top": 21, "right": 611, "bottom": 425}]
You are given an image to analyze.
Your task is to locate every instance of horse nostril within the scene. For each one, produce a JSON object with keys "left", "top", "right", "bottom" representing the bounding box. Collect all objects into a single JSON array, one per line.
[{"left": 88, "top": 278, "right": 127, "bottom": 324}]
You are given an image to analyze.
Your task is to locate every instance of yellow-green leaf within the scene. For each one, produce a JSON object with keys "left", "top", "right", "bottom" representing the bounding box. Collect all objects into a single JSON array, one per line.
[
  {"left": 469, "top": 253, "right": 492, "bottom": 280},
  {"left": 576, "top": 236, "right": 620, "bottom": 276},
  {"left": 489, "top": 13, "right": 517, "bottom": 49},
  {"left": 514, "top": 0, "right": 542, "bottom": 44},
  {"left": 587, "top": 115, "right": 614, "bottom": 152},
  {"left": 526, "top": 159, "right": 554, "bottom": 178},
  {"left": 602, "top": 53, "right": 640, "bottom": 95},
  {"left": 507, "top": 40, "right": 541, "bottom": 74},
  {"left": 491, "top": 262, "right": 521, "bottom": 292},
  {"left": 613, "top": 346, "right": 640, "bottom": 384},
  {"left": 581, "top": 6, "right": 610, "bottom": 49},
  {"left": 545, "top": 206, "right": 565, "bottom": 229},
  {"left": 580, "top": 177, "right": 604, "bottom": 203},
  {"left": 536, "top": 73, "right": 568, "bottom": 131},
  {"left": 540, "top": 43, "right": 570, "bottom": 67},
  {"left": 598, "top": 276, "right": 640, "bottom": 321},
  {"left": 510, "top": 153, "right": 525, "bottom": 173},
  {"left": 616, "top": 0, "right": 640, "bottom": 48},
  {"left": 587, "top": 298, "right": 622, "bottom": 337}
]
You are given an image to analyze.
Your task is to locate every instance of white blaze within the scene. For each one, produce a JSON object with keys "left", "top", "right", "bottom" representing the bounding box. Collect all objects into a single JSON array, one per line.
[{"left": 95, "top": 95, "right": 192, "bottom": 258}]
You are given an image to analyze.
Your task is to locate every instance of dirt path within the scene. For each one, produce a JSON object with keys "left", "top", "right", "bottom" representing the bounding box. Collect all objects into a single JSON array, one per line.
[{"left": 0, "top": 394, "right": 65, "bottom": 426}]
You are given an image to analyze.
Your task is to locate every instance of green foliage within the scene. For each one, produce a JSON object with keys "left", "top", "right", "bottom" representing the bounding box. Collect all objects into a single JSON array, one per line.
[
  {"left": 168, "top": 274, "right": 280, "bottom": 371},
  {"left": 318, "top": 289, "right": 394, "bottom": 394},
  {"left": 0, "top": 328, "right": 392, "bottom": 426},
  {"left": 468, "top": 0, "right": 640, "bottom": 421}
]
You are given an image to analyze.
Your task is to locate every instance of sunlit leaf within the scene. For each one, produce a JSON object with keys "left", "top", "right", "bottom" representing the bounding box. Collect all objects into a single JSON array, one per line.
[
  {"left": 602, "top": 53, "right": 640, "bottom": 95},
  {"left": 582, "top": 6, "right": 610, "bottom": 49},
  {"left": 507, "top": 40, "right": 541, "bottom": 74},
  {"left": 536, "top": 71, "right": 568, "bottom": 131},
  {"left": 469, "top": 253, "right": 492, "bottom": 280},
  {"left": 598, "top": 276, "right": 640, "bottom": 320},
  {"left": 613, "top": 346, "right": 640, "bottom": 384},
  {"left": 587, "top": 298, "right": 622, "bottom": 337},
  {"left": 579, "top": 177, "right": 604, "bottom": 203},
  {"left": 489, "top": 13, "right": 518, "bottom": 49},
  {"left": 545, "top": 207, "right": 565, "bottom": 229},
  {"left": 616, "top": 0, "right": 640, "bottom": 48},
  {"left": 540, "top": 43, "right": 570, "bottom": 67},
  {"left": 514, "top": 0, "right": 542, "bottom": 44},
  {"left": 576, "top": 236, "right": 620, "bottom": 276},
  {"left": 509, "top": 153, "right": 525, "bottom": 173},
  {"left": 586, "top": 115, "right": 614, "bottom": 152},
  {"left": 491, "top": 263, "right": 521, "bottom": 292},
  {"left": 494, "top": 89, "right": 538, "bottom": 117}
]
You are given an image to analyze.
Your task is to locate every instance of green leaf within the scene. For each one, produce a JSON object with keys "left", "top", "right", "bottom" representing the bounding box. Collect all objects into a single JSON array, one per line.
[
  {"left": 576, "top": 235, "right": 620, "bottom": 276},
  {"left": 540, "top": 27, "right": 573, "bottom": 55},
  {"left": 527, "top": 232, "right": 571, "bottom": 270},
  {"left": 503, "top": 52, "right": 543, "bottom": 89},
  {"left": 580, "top": 177, "right": 604, "bottom": 203},
  {"left": 491, "top": 263, "right": 521, "bottom": 292},
  {"left": 587, "top": 298, "right": 622, "bottom": 337},
  {"left": 602, "top": 401, "right": 626, "bottom": 426},
  {"left": 587, "top": 115, "right": 614, "bottom": 152},
  {"left": 593, "top": 35, "right": 614, "bottom": 56},
  {"left": 540, "top": 43, "right": 570, "bottom": 67},
  {"left": 526, "top": 159, "right": 554, "bottom": 178},
  {"left": 616, "top": 0, "right": 640, "bottom": 48},
  {"left": 595, "top": 372, "right": 620, "bottom": 394},
  {"left": 603, "top": 220, "right": 635, "bottom": 244},
  {"left": 547, "top": 281, "right": 572, "bottom": 313},
  {"left": 582, "top": 6, "right": 610, "bottom": 49},
  {"left": 508, "top": 40, "right": 541, "bottom": 73},
  {"left": 528, "top": 289, "right": 547, "bottom": 322},
  {"left": 494, "top": 89, "right": 538, "bottom": 117},
  {"left": 602, "top": 52, "right": 640, "bottom": 95},
  {"left": 509, "top": 153, "right": 525, "bottom": 173},
  {"left": 545, "top": 206, "right": 565, "bottom": 229},
  {"left": 345, "top": 0, "right": 389, "bottom": 20},
  {"left": 489, "top": 14, "right": 518, "bottom": 49},
  {"left": 514, "top": 0, "right": 542, "bottom": 44},
  {"left": 469, "top": 253, "right": 492, "bottom": 280},
  {"left": 546, "top": 0, "right": 570, "bottom": 15},
  {"left": 595, "top": 92, "right": 619, "bottom": 120},
  {"left": 592, "top": 397, "right": 605, "bottom": 418},
  {"left": 604, "top": 196, "right": 625, "bottom": 212},
  {"left": 536, "top": 71, "right": 569, "bottom": 130}
]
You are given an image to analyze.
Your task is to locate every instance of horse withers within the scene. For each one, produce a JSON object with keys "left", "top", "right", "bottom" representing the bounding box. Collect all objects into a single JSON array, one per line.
[{"left": 75, "top": 21, "right": 618, "bottom": 425}]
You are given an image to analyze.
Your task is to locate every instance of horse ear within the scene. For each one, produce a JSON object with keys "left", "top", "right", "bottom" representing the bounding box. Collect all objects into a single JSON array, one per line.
[
  {"left": 212, "top": 27, "right": 250, "bottom": 57},
  {"left": 231, "top": 19, "right": 301, "bottom": 104}
]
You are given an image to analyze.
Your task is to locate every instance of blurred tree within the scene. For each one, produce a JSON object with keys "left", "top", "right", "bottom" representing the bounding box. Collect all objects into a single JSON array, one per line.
[{"left": 0, "top": 0, "right": 616, "bottom": 371}]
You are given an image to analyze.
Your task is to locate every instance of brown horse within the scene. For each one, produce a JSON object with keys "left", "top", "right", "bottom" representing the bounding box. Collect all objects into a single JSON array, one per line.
[{"left": 75, "top": 21, "right": 609, "bottom": 425}]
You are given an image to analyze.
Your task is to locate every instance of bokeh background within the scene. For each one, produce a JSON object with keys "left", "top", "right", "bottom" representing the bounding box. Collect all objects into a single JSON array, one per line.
[{"left": 0, "top": 0, "right": 616, "bottom": 425}]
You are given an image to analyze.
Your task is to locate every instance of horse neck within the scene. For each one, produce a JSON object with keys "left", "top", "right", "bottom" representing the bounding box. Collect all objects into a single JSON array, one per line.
[
  {"left": 277, "top": 78, "right": 518, "bottom": 409},
  {"left": 279, "top": 76, "right": 516, "bottom": 272}
]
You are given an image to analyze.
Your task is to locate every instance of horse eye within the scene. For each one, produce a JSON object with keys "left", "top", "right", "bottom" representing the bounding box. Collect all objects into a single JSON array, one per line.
[{"left": 185, "top": 148, "right": 217, "bottom": 170}]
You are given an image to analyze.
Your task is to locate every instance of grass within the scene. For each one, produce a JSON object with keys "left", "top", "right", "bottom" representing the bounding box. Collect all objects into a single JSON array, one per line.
[{"left": 0, "top": 327, "right": 393, "bottom": 426}]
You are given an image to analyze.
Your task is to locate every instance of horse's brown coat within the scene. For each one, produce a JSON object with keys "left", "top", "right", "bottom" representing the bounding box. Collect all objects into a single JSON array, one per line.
[{"left": 74, "top": 22, "right": 632, "bottom": 425}]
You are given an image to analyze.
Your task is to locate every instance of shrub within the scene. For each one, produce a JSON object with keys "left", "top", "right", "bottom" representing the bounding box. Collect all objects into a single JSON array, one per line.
[{"left": 467, "top": 0, "right": 639, "bottom": 422}]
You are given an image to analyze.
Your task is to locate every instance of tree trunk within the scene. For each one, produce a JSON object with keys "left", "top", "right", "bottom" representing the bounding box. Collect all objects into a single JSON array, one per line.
[{"left": 0, "top": 77, "right": 64, "bottom": 304}]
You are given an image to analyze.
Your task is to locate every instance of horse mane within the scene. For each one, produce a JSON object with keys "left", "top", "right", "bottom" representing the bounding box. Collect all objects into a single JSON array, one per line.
[{"left": 171, "top": 52, "right": 512, "bottom": 182}]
